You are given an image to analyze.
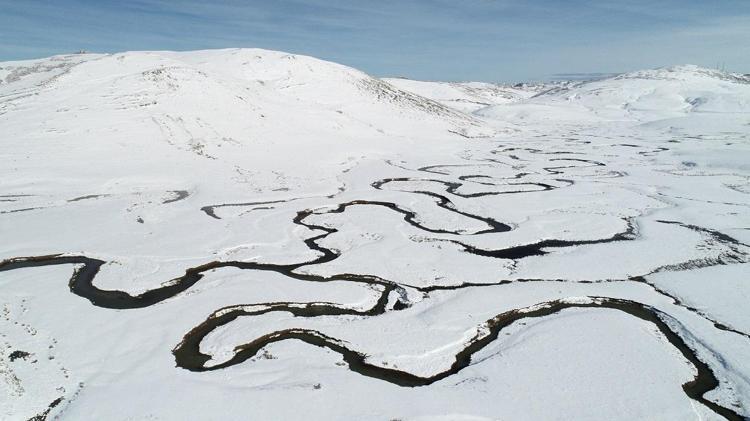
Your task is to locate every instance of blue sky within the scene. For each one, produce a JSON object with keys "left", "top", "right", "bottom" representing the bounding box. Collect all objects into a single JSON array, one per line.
[{"left": 1, "top": 0, "right": 749, "bottom": 82}]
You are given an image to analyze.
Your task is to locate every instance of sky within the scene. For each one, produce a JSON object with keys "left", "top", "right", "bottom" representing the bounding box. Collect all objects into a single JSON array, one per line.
[{"left": 1, "top": 0, "right": 749, "bottom": 82}]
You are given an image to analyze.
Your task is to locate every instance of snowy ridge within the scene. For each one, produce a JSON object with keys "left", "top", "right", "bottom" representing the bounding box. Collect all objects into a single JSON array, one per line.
[
  {"left": 383, "top": 77, "right": 543, "bottom": 113},
  {"left": 613, "top": 65, "right": 750, "bottom": 84},
  {"left": 0, "top": 48, "right": 490, "bottom": 141},
  {"left": 525, "top": 64, "right": 750, "bottom": 121}
]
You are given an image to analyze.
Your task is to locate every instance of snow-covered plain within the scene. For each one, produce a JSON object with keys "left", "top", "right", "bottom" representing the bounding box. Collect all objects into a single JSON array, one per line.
[{"left": 1, "top": 49, "right": 749, "bottom": 420}]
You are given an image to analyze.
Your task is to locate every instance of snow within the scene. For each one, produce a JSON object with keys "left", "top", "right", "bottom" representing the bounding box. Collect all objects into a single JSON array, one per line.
[
  {"left": 1, "top": 50, "right": 749, "bottom": 420},
  {"left": 383, "top": 78, "right": 541, "bottom": 113}
]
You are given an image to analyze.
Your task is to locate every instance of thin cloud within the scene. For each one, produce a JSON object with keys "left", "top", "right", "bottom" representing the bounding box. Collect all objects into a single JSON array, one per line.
[{"left": 0, "top": 0, "right": 748, "bottom": 81}]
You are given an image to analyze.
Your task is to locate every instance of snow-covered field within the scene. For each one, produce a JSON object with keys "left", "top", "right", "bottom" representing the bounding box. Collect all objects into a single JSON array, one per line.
[{"left": 1, "top": 49, "right": 749, "bottom": 420}]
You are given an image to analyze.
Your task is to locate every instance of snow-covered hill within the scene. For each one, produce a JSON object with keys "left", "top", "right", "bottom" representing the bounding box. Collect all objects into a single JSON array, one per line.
[
  {"left": 1, "top": 51, "right": 749, "bottom": 421},
  {"left": 0, "top": 49, "right": 491, "bottom": 187},
  {"left": 475, "top": 65, "right": 750, "bottom": 127},
  {"left": 384, "top": 65, "right": 750, "bottom": 133}
]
